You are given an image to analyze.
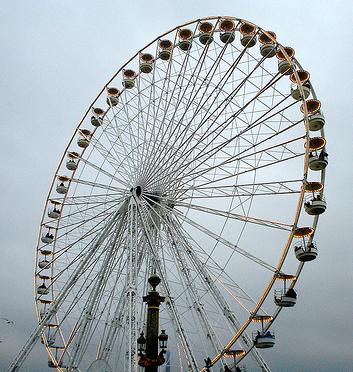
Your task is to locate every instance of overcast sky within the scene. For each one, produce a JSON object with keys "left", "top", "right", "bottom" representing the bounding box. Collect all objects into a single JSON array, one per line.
[{"left": 1, "top": 0, "right": 352, "bottom": 371}]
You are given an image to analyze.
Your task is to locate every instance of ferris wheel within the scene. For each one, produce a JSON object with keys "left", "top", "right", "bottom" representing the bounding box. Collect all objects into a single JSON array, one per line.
[{"left": 9, "top": 15, "right": 328, "bottom": 372}]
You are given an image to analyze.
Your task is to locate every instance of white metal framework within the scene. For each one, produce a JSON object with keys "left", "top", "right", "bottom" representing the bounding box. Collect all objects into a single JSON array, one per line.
[{"left": 8, "top": 15, "right": 327, "bottom": 372}]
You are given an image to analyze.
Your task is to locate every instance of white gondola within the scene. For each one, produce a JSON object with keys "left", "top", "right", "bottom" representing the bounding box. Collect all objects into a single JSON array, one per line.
[
  {"left": 276, "top": 46, "right": 295, "bottom": 75},
  {"left": 39, "top": 259, "right": 51, "bottom": 269},
  {"left": 308, "top": 111, "right": 325, "bottom": 131},
  {"left": 40, "top": 248, "right": 52, "bottom": 256},
  {"left": 66, "top": 159, "right": 77, "bottom": 170},
  {"left": 240, "top": 22, "right": 257, "bottom": 47},
  {"left": 307, "top": 137, "right": 328, "bottom": 170},
  {"left": 41, "top": 232, "right": 54, "bottom": 244},
  {"left": 278, "top": 60, "right": 292, "bottom": 75},
  {"left": 56, "top": 183, "right": 67, "bottom": 194},
  {"left": 178, "top": 29, "right": 193, "bottom": 51},
  {"left": 48, "top": 209, "right": 60, "bottom": 219},
  {"left": 259, "top": 31, "right": 276, "bottom": 58},
  {"left": 66, "top": 151, "right": 79, "bottom": 171},
  {"left": 48, "top": 202, "right": 61, "bottom": 219},
  {"left": 253, "top": 331, "right": 275, "bottom": 348},
  {"left": 219, "top": 19, "right": 235, "bottom": 44},
  {"left": 290, "top": 70, "right": 311, "bottom": 100},
  {"left": 122, "top": 69, "right": 136, "bottom": 89},
  {"left": 37, "top": 283, "right": 49, "bottom": 295},
  {"left": 56, "top": 176, "right": 70, "bottom": 194},
  {"left": 260, "top": 43, "right": 276, "bottom": 58},
  {"left": 106, "top": 88, "right": 119, "bottom": 108},
  {"left": 308, "top": 151, "right": 328, "bottom": 171},
  {"left": 140, "top": 53, "right": 154, "bottom": 73},
  {"left": 304, "top": 195, "right": 327, "bottom": 215},
  {"left": 159, "top": 39, "right": 173, "bottom": 60},
  {"left": 198, "top": 22, "right": 213, "bottom": 45},
  {"left": 77, "top": 129, "right": 92, "bottom": 148},
  {"left": 290, "top": 82, "right": 311, "bottom": 100},
  {"left": 274, "top": 289, "right": 297, "bottom": 307},
  {"left": 294, "top": 242, "right": 318, "bottom": 262},
  {"left": 91, "top": 107, "right": 105, "bottom": 125},
  {"left": 274, "top": 273, "right": 297, "bottom": 307},
  {"left": 251, "top": 315, "right": 274, "bottom": 348}
]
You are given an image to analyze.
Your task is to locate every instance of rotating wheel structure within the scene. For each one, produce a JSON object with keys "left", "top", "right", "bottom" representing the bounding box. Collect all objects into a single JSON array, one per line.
[{"left": 34, "top": 16, "right": 327, "bottom": 371}]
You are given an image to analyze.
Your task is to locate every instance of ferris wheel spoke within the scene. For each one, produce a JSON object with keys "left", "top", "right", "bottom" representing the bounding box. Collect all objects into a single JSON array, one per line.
[
  {"left": 51, "top": 192, "right": 122, "bottom": 205},
  {"left": 134, "top": 198, "right": 200, "bottom": 371},
  {"left": 168, "top": 215, "right": 259, "bottom": 311},
  {"left": 189, "top": 41, "right": 287, "bottom": 133},
  {"left": 185, "top": 151, "right": 304, "bottom": 192},
  {"left": 37, "top": 221, "right": 107, "bottom": 276},
  {"left": 59, "top": 243, "right": 128, "bottom": 341},
  {"left": 138, "top": 201, "right": 258, "bottom": 311},
  {"left": 134, "top": 44, "right": 167, "bottom": 182},
  {"left": 168, "top": 226, "right": 254, "bottom": 314},
  {"left": 66, "top": 212, "right": 128, "bottom": 369},
  {"left": 95, "top": 117, "right": 138, "bottom": 175},
  {"left": 70, "top": 177, "right": 125, "bottom": 193},
  {"left": 72, "top": 243, "right": 128, "bottom": 369},
  {"left": 43, "top": 201, "right": 120, "bottom": 243},
  {"left": 42, "top": 200, "right": 120, "bottom": 252},
  {"left": 89, "top": 130, "right": 135, "bottom": 177},
  {"left": 155, "top": 38, "right": 231, "bottom": 160},
  {"left": 165, "top": 229, "right": 230, "bottom": 365},
  {"left": 140, "top": 37, "right": 213, "bottom": 184},
  {"left": 167, "top": 216, "right": 272, "bottom": 372},
  {"left": 144, "top": 88, "right": 245, "bottom": 191},
  {"left": 172, "top": 210, "right": 276, "bottom": 272},
  {"left": 141, "top": 22, "right": 246, "bottom": 183},
  {"left": 179, "top": 73, "right": 291, "bottom": 165},
  {"left": 98, "top": 235, "right": 150, "bottom": 362},
  {"left": 39, "top": 211, "right": 126, "bottom": 304},
  {"left": 107, "top": 103, "right": 142, "bottom": 166},
  {"left": 183, "top": 94, "right": 299, "bottom": 169},
  {"left": 174, "top": 201, "right": 292, "bottom": 231},
  {"left": 173, "top": 134, "right": 304, "bottom": 188},
  {"left": 48, "top": 201, "right": 119, "bottom": 246},
  {"left": 120, "top": 93, "right": 141, "bottom": 170},
  {"left": 52, "top": 250, "right": 122, "bottom": 362},
  {"left": 145, "top": 49, "right": 275, "bottom": 184},
  {"left": 72, "top": 153, "right": 130, "bottom": 189},
  {"left": 172, "top": 179, "right": 302, "bottom": 201},
  {"left": 11, "top": 206, "right": 124, "bottom": 371},
  {"left": 50, "top": 197, "right": 123, "bottom": 230},
  {"left": 163, "top": 79, "right": 293, "bottom": 189},
  {"left": 140, "top": 40, "right": 242, "bottom": 189},
  {"left": 89, "top": 136, "right": 136, "bottom": 183}
]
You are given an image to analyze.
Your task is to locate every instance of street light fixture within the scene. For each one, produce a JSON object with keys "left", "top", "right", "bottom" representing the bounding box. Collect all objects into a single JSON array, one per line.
[
  {"left": 137, "top": 332, "right": 146, "bottom": 356},
  {"left": 158, "top": 330, "right": 168, "bottom": 351}
]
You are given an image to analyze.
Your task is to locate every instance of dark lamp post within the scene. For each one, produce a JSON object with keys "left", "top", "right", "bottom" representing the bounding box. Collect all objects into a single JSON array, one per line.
[
  {"left": 137, "top": 332, "right": 146, "bottom": 356},
  {"left": 138, "top": 274, "right": 167, "bottom": 371}
]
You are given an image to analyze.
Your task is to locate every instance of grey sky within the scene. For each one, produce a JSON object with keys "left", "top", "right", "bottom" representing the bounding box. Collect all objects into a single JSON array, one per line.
[{"left": 1, "top": 0, "right": 352, "bottom": 371}]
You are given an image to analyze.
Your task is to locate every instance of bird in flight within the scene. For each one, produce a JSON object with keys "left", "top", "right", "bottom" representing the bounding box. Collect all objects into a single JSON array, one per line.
[{"left": 1, "top": 317, "right": 15, "bottom": 325}]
